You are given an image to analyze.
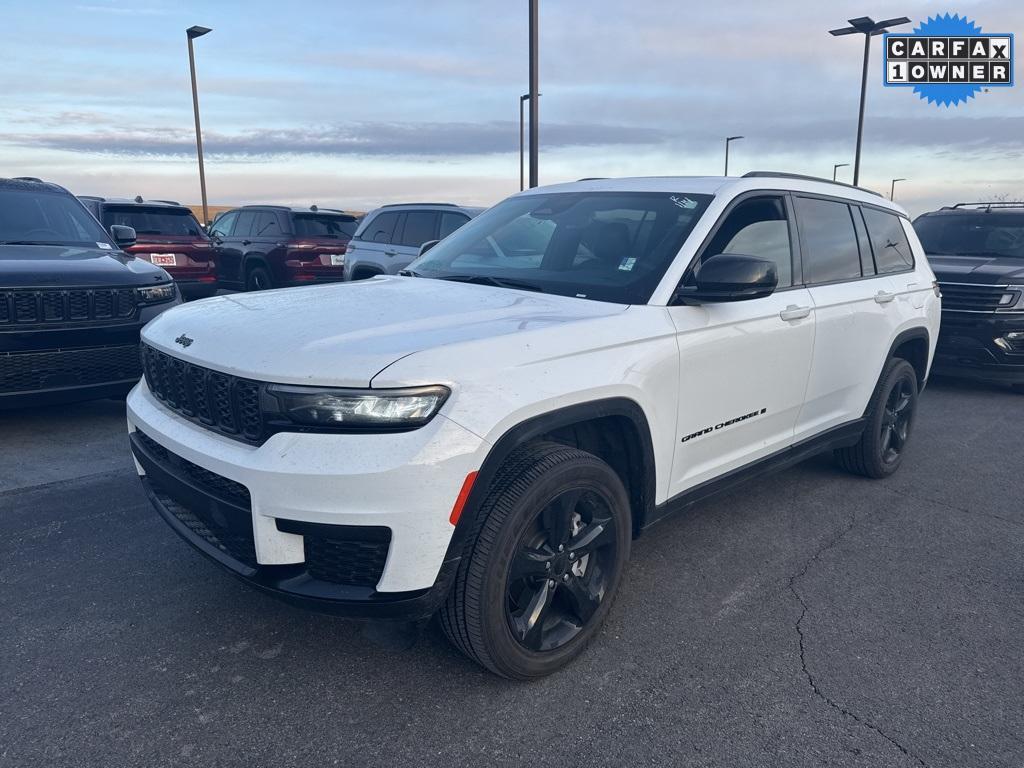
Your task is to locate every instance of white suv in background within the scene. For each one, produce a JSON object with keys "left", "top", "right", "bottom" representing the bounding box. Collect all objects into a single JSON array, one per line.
[
  {"left": 127, "top": 173, "right": 940, "bottom": 679},
  {"left": 344, "top": 202, "right": 483, "bottom": 280}
]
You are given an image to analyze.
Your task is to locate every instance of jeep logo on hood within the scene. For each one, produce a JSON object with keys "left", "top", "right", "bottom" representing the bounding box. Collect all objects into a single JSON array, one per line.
[{"left": 174, "top": 334, "right": 194, "bottom": 348}]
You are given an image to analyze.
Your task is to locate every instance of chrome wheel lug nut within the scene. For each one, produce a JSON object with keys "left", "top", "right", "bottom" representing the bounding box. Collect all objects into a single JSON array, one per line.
[
  {"left": 547, "top": 579, "right": 555, "bottom": 588},
  {"left": 558, "top": 544, "right": 564, "bottom": 552},
  {"left": 545, "top": 562, "right": 551, "bottom": 571},
  {"left": 568, "top": 552, "right": 576, "bottom": 561},
  {"left": 562, "top": 574, "right": 570, "bottom": 582}
]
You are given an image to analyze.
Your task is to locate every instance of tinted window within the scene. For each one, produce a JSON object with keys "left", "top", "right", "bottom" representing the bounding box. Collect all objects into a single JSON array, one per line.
[
  {"left": 439, "top": 212, "right": 470, "bottom": 240},
  {"left": 795, "top": 197, "right": 862, "bottom": 284},
  {"left": 399, "top": 211, "right": 439, "bottom": 247},
  {"left": 209, "top": 211, "right": 237, "bottom": 238},
  {"left": 861, "top": 208, "right": 913, "bottom": 273},
  {"left": 411, "top": 191, "right": 714, "bottom": 304},
  {"left": 103, "top": 206, "right": 204, "bottom": 237},
  {"left": 703, "top": 196, "right": 793, "bottom": 288},
  {"left": 852, "top": 207, "right": 876, "bottom": 276},
  {"left": 293, "top": 214, "right": 358, "bottom": 239},
  {"left": 253, "top": 211, "right": 284, "bottom": 238},
  {"left": 0, "top": 188, "right": 111, "bottom": 247},
  {"left": 233, "top": 211, "right": 258, "bottom": 238},
  {"left": 365, "top": 211, "right": 401, "bottom": 243},
  {"left": 914, "top": 212, "right": 1024, "bottom": 260}
]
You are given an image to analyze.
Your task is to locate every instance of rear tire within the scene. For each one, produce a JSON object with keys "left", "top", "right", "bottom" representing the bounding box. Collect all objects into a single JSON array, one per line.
[
  {"left": 835, "top": 358, "right": 919, "bottom": 479},
  {"left": 440, "top": 441, "right": 631, "bottom": 679},
  {"left": 245, "top": 265, "right": 272, "bottom": 291}
]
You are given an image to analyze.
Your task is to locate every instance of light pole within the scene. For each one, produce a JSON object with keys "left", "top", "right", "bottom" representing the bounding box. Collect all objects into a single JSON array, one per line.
[
  {"left": 186, "top": 25, "right": 212, "bottom": 226},
  {"left": 829, "top": 16, "right": 910, "bottom": 187},
  {"left": 833, "top": 163, "right": 850, "bottom": 181},
  {"left": 527, "top": 0, "right": 540, "bottom": 188},
  {"left": 519, "top": 93, "right": 541, "bottom": 191},
  {"left": 724, "top": 136, "right": 744, "bottom": 176},
  {"left": 890, "top": 178, "right": 906, "bottom": 201}
]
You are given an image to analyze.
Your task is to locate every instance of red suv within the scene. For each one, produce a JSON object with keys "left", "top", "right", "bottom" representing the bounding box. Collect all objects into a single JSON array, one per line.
[
  {"left": 207, "top": 205, "right": 360, "bottom": 291},
  {"left": 80, "top": 196, "right": 218, "bottom": 299}
]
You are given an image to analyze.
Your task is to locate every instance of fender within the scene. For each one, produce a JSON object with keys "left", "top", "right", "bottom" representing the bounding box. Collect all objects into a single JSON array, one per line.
[
  {"left": 442, "top": 398, "right": 657, "bottom": 567},
  {"left": 885, "top": 326, "right": 931, "bottom": 387}
]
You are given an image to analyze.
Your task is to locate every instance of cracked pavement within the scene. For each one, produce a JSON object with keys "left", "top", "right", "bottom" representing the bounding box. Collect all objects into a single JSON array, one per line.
[{"left": 1, "top": 377, "right": 1022, "bottom": 767}]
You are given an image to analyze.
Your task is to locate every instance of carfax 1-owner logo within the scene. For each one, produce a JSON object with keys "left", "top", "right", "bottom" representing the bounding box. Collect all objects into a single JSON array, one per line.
[{"left": 884, "top": 13, "right": 1014, "bottom": 106}]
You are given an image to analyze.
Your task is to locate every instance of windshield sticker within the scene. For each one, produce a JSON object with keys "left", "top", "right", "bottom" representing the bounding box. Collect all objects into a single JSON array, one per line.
[
  {"left": 618, "top": 257, "right": 637, "bottom": 271},
  {"left": 97, "top": 242, "right": 113, "bottom": 249},
  {"left": 670, "top": 196, "right": 698, "bottom": 210}
]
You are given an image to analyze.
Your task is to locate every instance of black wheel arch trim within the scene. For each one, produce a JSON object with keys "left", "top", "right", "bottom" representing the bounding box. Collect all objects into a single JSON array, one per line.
[
  {"left": 444, "top": 398, "right": 658, "bottom": 565},
  {"left": 884, "top": 326, "right": 931, "bottom": 391}
]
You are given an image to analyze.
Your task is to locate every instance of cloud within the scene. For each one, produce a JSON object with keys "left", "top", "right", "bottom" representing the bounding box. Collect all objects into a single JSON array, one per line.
[{"left": 0, "top": 120, "right": 672, "bottom": 159}]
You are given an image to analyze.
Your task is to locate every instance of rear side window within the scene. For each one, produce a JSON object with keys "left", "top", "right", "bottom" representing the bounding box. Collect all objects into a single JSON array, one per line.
[
  {"left": 253, "top": 211, "right": 284, "bottom": 238},
  {"left": 399, "top": 211, "right": 439, "bottom": 247},
  {"left": 365, "top": 211, "right": 401, "bottom": 243},
  {"left": 209, "top": 211, "right": 237, "bottom": 238},
  {"left": 794, "top": 197, "right": 862, "bottom": 284},
  {"left": 862, "top": 208, "right": 914, "bottom": 273},
  {"left": 439, "top": 212, "right": 470, "bottom": 240}
]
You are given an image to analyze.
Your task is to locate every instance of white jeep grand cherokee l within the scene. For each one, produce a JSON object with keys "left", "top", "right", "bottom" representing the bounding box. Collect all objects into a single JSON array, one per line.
[{"left": 127, "top": 173, "right": 940, "bottom": 679}]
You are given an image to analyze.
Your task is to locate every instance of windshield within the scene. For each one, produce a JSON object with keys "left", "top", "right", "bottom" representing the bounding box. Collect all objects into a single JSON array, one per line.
[
  {"left": 103, "top": 206, "right": 205, "bottom": 238},
  {"left": 914, "top": 212, "right": 1024, "bottom": 259},
  {"left": 0, "top": 188, "right": 113, "bottom": 248},
  {"left": 408, "top": 191, "right": 713, "bottom": 303},
  {"left": 294, "top": 214, "right": 359, "bottom": 239}
]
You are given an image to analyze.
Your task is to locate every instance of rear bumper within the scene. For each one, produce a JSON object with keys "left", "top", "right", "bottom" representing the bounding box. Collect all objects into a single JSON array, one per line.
[
  {"left": 934, "top": 311, "right": 1024, "bottom": 384},
  {"left": 175, "top": 278, "right": 219, "bottom": 299}
]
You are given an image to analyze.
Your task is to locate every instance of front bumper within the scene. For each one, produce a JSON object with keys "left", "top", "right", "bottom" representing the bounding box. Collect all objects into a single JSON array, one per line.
[
  {"left": 933, "top": 312, "right": 1024, "bottom": 384},
  {"left": 126, "top": 381, "right": 486, "bottom": 617}
]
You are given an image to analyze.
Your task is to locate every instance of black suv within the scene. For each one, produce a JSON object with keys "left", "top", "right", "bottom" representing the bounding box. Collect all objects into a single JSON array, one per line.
[
  {"left": 208, "top": 205, "right": 360, "bottom": 291},
  {"left": 0, "top": 177, "right": 180, "bottom": 408},
  {"left": 914, "top": 202, "right": 1024, "bottom": 389}
]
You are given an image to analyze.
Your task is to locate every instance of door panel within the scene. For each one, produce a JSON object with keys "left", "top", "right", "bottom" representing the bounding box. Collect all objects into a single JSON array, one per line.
[{"left": 667, "top": 288, "right": 815, "bottom": 496}]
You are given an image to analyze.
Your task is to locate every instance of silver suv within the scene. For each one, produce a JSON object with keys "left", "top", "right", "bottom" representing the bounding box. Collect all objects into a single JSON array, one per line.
[{"left": 345, "top": 202, "right": 483, "bottom": 281}]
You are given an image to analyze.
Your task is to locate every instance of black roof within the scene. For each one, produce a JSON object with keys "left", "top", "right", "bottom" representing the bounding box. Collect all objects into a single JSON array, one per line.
[
  {"left": 77, "top": 195, "right": 187, "bottom": 209},
  {"left": 0, "top": 177, "right": 70, "bottom": 195}
]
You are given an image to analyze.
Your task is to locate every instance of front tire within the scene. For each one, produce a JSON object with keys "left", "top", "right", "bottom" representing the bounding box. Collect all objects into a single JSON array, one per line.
[
  {"left": 835, "top": 358, "right": 919, "bottom": 479},
  {"left": 245, "top": 265, "right": 272, "bottom": 291},
  {"left": 440, "top": 441, "right": 631, "bottom": 679}
]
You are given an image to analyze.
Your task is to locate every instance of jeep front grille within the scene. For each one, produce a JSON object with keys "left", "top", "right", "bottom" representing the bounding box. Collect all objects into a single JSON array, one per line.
[{"left": 0, "top": 287, "right": 137, "bottom": 326}]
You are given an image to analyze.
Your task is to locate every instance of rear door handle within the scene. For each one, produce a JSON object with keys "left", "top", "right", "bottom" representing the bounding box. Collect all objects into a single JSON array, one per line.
[
  {"left": 874, "top": 291, "right": 896, "bottom": 304},
  {"left": 779, "top": 304, "right": 811, "bottom": 321},
  {"left": 242, "top": 239, "right": 252, "bottom": 246},
  {"left": 384, "top": 250, "right": 398, "bottom": 257}
]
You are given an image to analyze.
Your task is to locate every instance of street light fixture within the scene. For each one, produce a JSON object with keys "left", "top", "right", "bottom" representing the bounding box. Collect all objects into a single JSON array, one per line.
[
  {"left": 890, "top": 178, "right": 907, "bottom": 201},
  {"left": 527, "top": 0, "right": 540, "bottom": 188},
  {"left": 186, "top": 25, "right": 212, "bottom": 226},
  {"left": 724, "top": 135, "right": 744, "bottom": 176},
  {"left": 829, "top": 16, "right": 910, "bottom": 187},
  {"left": 519, "top": 93, "right": 541, "bottom": 191},
  {"left": 833, "top": 162, "right": 850, "bottom": 181}
]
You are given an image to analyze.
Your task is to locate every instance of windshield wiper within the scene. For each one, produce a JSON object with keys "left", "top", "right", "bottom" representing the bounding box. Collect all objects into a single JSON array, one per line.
[{"left": 437, "top": 274, "right": 544, "bottom": 292}]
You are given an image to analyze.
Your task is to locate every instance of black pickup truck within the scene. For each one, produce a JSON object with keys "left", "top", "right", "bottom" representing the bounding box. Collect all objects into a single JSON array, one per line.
[{"left": 1, "top": 177, "right": 180, "bottom": 408}]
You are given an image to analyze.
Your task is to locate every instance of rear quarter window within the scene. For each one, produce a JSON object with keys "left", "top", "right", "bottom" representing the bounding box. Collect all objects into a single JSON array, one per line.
[{"left": 862, "top": 207, "right": 914, "bottom": 273}]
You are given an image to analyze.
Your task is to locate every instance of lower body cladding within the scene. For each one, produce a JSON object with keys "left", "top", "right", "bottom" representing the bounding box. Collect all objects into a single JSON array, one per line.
[
  {"left": 126, "top": 381, "right": 486, "bottom": 619},
  {"left": 933, "top": 312, "right": 1024, "bottom": 385}
]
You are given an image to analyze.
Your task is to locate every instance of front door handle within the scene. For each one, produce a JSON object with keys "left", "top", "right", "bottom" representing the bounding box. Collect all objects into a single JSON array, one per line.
[
  {"left": 384, "top": 250, "right": 398, "bottom": 257},
  {"left": 779, "top": 304, "right": 811, "bottom": 321},
  {"left": 874, "top": 291, "right": 896, "bottom": 304},
  {"left": 242, "top": 239, "right": 252, "bottom": 246}
]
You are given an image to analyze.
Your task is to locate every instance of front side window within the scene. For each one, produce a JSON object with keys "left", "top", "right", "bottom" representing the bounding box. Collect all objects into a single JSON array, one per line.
[
  {"left": 364, "top": 211, "right": 401, "bottom": 243},
  {"left": 914, "top": 212, "right": 1024, "bottom": 260},
  {"left": 795, "top": 196, "right": 862, "bottom": 284},
  {"left": 0, "top": 188, "right": 112, "bottom": 248},
  {"left": 702, "top": 196, "right": 793, "bottom": 288},
  {"left": 103, "top": 206, "right": 205, "bottom": 238},
  {"left": 439, "top": 212, "right": 470, "bottom": 240},
  {"left": 233, "top": 211, "right": 258, "bottom": 239},
  {"left": 410, "top": 191, "right": 714, "bottom": 304},
  {"left": 209, "top": 211, "right": 237, "bottom": 238},
  {"left": 862, "top": 208, "right": 914, "bottom": 273}
]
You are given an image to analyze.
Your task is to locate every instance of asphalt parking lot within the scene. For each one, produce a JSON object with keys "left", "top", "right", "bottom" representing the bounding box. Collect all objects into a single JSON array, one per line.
[{"left": 2, "top": 377, "right": 1022, "bottom": 768}]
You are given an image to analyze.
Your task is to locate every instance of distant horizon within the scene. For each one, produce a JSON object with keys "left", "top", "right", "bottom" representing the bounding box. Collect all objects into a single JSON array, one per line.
[{"left": 2, "top": 0, "right": 1021, "bottom": 219}]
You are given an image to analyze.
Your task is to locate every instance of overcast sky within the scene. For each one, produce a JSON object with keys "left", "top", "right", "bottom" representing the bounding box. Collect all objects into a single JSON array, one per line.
[{"left": 1, "top": 0, "right": 1021, "bottom": 216}]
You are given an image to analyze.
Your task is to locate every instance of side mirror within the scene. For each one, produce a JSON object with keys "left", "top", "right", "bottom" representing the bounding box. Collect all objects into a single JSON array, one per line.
[
  {"left": 675, "top": 253, "right": 778, "bottom": 304},
  {"left": 109, "top": 224, "right": 136, "bottom": 248},
  {"left": 418, "top": 239, "right": 440, "bottom": 257}
]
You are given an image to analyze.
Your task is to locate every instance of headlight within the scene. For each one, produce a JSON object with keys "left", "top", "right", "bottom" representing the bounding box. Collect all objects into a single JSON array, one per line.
[
  {"left": 137, "top": 283, "right": 176, "bottom": 304},
  {"left": 267, "top": 384, "right": 449, "bottom": 430}
]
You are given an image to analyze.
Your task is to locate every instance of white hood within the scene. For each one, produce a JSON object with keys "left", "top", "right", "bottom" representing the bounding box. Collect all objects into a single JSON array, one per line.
[{"left": 141, "top": 276, "right": 627, "bottom": 386}]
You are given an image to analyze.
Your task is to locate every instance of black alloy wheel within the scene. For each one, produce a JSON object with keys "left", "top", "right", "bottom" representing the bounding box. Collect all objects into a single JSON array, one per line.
[{"left": 880, "top": 375, "right": 915, "bottom": 463}]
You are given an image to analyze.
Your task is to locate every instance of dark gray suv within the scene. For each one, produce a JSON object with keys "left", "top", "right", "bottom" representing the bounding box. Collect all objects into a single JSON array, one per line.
[{"left": 345, "top": 203, "right": 483, "bottom": 281}]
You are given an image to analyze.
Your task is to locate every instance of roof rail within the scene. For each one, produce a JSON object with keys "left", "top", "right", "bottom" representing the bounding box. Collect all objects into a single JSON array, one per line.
[
  {"left": 240, "top": 204, "right": 291, "bottom": 210},
  {"left": 742, "top": 171, "right": 884, "bottom": 197},
  {"left": 13, "top": 176, "right": 43, "bottom": 183},
  {"left": 151, "top": 199, "right": 181, "bottom": 206},
  {"left": 379, "top": 202, "right": 459, "bottom": 208},
  {"left": 950, "top": 201, "right": 1024, "bottom": 210},
  {"left": 577, "top": 177, "right": 607, "bottom": 182}
]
